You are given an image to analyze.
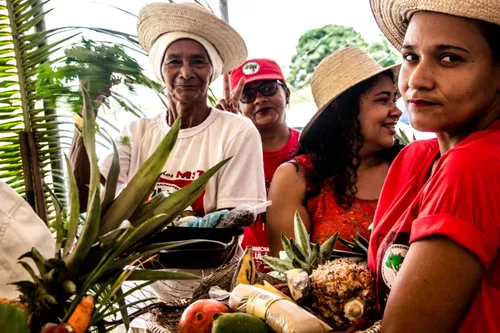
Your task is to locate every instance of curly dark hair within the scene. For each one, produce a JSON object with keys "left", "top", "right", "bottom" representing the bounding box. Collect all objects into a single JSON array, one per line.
[{"left": 294, "top": 70, "right": 404, "bottom": 209}]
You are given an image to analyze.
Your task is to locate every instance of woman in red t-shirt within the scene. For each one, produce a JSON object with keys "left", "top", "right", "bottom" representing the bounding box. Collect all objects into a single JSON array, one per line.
[
  {"left": 367, "top": 0, "right": 500, "bottom": 332},
  {"left": 217, "top": 59, "right": 300, "bottom": 271},
  {"left": 267, "top": 47, "right": 403, "bottom": 256}
]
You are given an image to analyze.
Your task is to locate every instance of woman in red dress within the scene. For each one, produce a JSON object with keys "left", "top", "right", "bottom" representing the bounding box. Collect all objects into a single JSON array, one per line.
[{"left": 267, "top": 47, "right": 403, "bottom": 255}]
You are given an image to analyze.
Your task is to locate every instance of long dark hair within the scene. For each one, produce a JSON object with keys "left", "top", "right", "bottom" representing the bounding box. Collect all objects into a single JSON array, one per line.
[
  {"left": 294, "top": 70, "right": 404, "bottom": 209},
  {"left": 479, "top": 21, "right": 500, "bottom": 64}
]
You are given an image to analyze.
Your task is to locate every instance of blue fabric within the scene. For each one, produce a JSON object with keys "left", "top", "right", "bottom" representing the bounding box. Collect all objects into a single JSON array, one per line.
[{"left": 187, "top": 210, "right": 230, "bottom": 228}]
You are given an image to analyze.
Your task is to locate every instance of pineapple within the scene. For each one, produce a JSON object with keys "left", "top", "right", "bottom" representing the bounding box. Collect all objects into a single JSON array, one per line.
[
  {"left": 262, "top": 211, "right": 379, "bottom": 331},
  {"left": 310, "top": 259, "right": 379, "bottom": 331},
  {"left": 4, "top": 84, "right": 229, "bottom": 332}
]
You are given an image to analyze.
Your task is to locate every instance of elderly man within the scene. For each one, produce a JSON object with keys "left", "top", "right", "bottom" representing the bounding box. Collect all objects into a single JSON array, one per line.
[
  {"left": 69, "top": 2, "right": 266, "bottom": 301},
  {"left": 71, "top": 2, "right": 265, "bottom": 219}
]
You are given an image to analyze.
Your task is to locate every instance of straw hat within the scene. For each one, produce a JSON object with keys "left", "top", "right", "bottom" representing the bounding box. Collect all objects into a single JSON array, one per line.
[
  {"left": 137, "top": 2, "right": 247, "bottom": 74},
  {"left": 370, "top": 0, "right": 500, "bottom": 50},
  {"left": 302, "top": 46, "right": 400, "bottom": 136}
]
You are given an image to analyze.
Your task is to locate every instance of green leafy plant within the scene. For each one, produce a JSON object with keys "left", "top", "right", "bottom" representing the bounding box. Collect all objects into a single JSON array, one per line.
[
  {"left": 5, "top": 83, "right": 229, "bottom": 332},
  {"left": 0, "top": 0, "right": 166, "bottom": 225},
  {"left": 35, "top": 38, "right": 166, "bottom": 116}
]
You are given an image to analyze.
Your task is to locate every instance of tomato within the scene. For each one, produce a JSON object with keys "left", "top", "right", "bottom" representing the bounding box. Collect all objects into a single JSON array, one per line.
[{"left": 178, "top": 299, "right": 229, "bottom": 333}]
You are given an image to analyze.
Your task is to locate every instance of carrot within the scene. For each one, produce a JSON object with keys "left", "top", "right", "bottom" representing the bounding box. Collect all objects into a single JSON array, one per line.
[{"left": 67, "top": 295, "right": 94, "bottom": 333}]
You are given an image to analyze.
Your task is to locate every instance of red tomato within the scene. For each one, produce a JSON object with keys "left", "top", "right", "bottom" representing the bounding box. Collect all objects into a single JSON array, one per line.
[{"left": 179, "top": 299, "right": 229, "bottom": 333}]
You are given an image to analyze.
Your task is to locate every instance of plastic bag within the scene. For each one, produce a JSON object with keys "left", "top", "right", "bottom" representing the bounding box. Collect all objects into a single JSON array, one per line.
[
  {"left": 217, "top": 201, "right": 272, "bottom": 228},
  {"left": 175, "top": 201, "right": 272, "bottom": 228},
  {"left": 229, "top": 284, "right": 332, "bottom": 333},
  {"left": 186, "top": 210, "right": 229, "bottom": 227}
]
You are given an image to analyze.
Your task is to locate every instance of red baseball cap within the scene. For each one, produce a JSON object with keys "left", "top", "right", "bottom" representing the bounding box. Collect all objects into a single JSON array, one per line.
[{"left": 230, "top": 58, "right": 286, "bottom": 91}]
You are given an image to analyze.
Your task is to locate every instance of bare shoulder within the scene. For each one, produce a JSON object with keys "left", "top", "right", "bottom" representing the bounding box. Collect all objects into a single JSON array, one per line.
[{"left": 269, "top": 161, "right": 307, "bottom": 198}]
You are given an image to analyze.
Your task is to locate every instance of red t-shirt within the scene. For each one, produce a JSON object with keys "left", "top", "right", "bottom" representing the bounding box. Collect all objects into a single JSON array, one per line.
[
  {"left": 293, "top": 154, "right": 375, "bottom": 247},
  {"left": 368, "top": 120, "right": 500, "bottom": 332},
  {"left": 241, "top": 128, "right": 300, "bottom": 271}
]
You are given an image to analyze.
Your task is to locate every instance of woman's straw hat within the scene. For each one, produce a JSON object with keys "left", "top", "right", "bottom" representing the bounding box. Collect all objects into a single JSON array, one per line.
[
  {"left": 302, "top": 46, "right": 400, "bottom": 137},
  {"left": 137, "top": 2, "right": 247, "bottom": 74},
  {"left": 370, "top": 0, "right": 500, "bottom": 50}
]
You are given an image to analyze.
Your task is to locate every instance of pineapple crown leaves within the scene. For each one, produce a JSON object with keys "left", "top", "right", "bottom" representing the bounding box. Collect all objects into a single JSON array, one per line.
[
  {"left": 331, "top": 234, "right": 369, "bottom": 260},
  {"left": 293, "top": 210, "right": 311, "bottom": 257},
  {"left": 12, "top": 248, "right": 76, "bottom": 327},
  {"left": 262, "top": 210, "right": 339, "bottom": 274}
]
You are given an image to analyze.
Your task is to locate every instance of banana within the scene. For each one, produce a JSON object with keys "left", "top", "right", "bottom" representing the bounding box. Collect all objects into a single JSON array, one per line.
[
  {"left": 253, "top": 281, "right": 295, "bottom": 303},
  {"left": 231, "top": 246, "right": 256, "bottom": 291},
  {"left": 285, "top": 268, "right": 310, "bottom": 303}
]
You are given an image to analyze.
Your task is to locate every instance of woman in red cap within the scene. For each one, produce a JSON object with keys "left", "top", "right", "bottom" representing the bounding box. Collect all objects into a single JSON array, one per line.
[{"left": 217, "top": 59, "right": 300, "bottom": 271}]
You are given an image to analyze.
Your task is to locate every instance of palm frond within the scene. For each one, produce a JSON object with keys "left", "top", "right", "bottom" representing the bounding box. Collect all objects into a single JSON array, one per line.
[{"left": 1, "top": 0, "right": 167, "bottom": 225}]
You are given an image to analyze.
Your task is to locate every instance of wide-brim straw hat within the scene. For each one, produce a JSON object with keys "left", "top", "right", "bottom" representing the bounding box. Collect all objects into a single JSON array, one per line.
[
  {"left": 302, "top": 46, "right": 400, "bottom": 137},
  {"left": 370, "top": 0, "right": 500, "bottom": 50},
  {"left": 137, "top": 2, "right": 247, "bottom": 74}
]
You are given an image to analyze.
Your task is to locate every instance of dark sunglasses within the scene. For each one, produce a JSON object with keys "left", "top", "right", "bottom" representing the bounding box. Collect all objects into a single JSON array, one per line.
[{"left": 240, "top": 80, "right": 286, "bottom": 103}]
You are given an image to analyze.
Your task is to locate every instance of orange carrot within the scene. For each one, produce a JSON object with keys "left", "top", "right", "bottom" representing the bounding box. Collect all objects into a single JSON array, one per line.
[{"left": 67, "top": 295, "right": 94, "bottom": 333}]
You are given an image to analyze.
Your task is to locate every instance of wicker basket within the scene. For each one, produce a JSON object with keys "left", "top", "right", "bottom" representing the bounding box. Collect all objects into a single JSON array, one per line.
[
  {"left": 146, "top": 263, "right": 382, "bottom": 333},
  {"left": 356, "top": 320, "right": 382, "bottom": 333}
]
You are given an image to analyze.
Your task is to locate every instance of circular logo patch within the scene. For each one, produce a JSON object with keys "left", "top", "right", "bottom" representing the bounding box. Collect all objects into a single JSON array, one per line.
[
  {"left": 242, "top": 62, "right": 260, "bottom": 75},
  {"left": 381, "top": 244, "right": 409, "bottom": 289}
]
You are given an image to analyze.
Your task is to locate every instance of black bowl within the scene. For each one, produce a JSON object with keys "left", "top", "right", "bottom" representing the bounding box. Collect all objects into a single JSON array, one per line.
[
  {"left": 150, "top": 226, "right": 244, "bottom": 243},
  {"left": 144, "top": 227, "right": 244, "bottom": 269}
]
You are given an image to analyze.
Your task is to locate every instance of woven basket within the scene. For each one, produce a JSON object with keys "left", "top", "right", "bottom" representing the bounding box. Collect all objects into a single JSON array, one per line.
[
  {"left": 356, "top": 320, "right": 382, "bottom": 333},
  {"left": 146, "top": 262, "right": 382, "bottom": 333}
]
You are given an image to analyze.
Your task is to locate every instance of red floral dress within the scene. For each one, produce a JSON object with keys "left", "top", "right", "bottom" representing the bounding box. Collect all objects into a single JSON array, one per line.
[{"left": 293, "top": 154, "right": 375, "bottom": 246}]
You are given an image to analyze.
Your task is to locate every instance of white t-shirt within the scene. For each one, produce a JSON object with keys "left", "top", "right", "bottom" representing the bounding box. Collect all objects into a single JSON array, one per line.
[
  {"left": 100, "top": 108, "right": 266, "bottom": 215},
  {"left": 0, "top": 181, "right": 55, "bottom": 299}
]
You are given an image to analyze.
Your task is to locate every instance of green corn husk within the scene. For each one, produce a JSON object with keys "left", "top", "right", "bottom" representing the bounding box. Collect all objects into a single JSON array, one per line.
[
  {"left": 99, "top": 116, "right": 181, "bottom": 235},
  {"left": 63, "top": 154, "right": 80, "bottom": 257},
  {"left": 64, "top": 84, "right": 101, "bottom": 274},
  {"left": 101, "top": 129, "right": 120, "bottom": 213},
  {"left": 128, "top": 157, "right": 231, "bottom": 232}
]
